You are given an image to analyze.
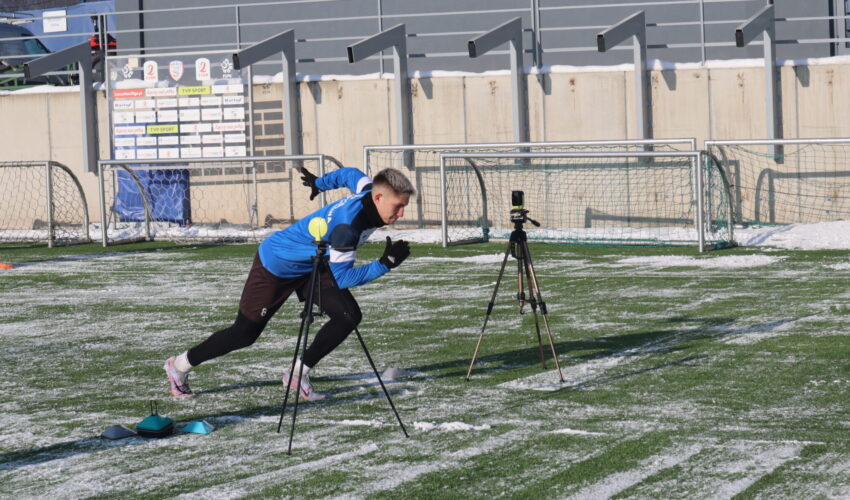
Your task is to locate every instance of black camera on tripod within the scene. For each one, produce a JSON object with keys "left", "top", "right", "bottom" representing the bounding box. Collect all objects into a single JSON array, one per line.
[
  {"left": 509, "top": 190, "right": 539, "bottom": 227},
  {"left": 510, "top": 190, "right": 527, "bottom": 223}
]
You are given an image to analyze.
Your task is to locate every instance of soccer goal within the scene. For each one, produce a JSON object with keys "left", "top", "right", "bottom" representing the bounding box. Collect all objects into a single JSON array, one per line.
[
  {"left": 97, "top": 155, "right": 343, "bottom": 246},
  {"left": 438, "top": 151, "right": 733, "bottom": 251},
  {"left": 364, "top": 139, "right": 697, "bottom": 234},
  {"left": 706, "top": 138, "right": 850, "bottom": 226},
  {"left": 0, "top": 161, "right": 91, "bottom": 247}
]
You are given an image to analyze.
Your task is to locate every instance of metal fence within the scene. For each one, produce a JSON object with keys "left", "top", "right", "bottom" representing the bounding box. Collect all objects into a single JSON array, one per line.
[
  {"left": 3, "top": 0, "right": 850, "bottom": 83},
  {"left": 109, "top": 0, "right": 850, "bottom": 74},
  {"left": 0, "top": 161, "right": 91, "bottom": 247},
  {"left": 97, "top": 154, "right": 342, "bottom": 246}
]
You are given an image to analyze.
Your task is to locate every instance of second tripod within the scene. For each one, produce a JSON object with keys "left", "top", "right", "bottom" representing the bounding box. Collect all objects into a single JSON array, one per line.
[{"left": 465, "top": 191, "right": 565, "bottom": 383}]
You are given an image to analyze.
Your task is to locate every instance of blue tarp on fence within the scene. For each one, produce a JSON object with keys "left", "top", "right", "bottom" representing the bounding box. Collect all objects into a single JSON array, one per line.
[{"left": 114, "top": 169, "right": 191, "bottom": 225}]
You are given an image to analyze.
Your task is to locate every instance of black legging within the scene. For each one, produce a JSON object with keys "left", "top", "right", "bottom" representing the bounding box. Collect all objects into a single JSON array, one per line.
[{"left": 186, "top": 282, "right": 362, "bottom": 369}]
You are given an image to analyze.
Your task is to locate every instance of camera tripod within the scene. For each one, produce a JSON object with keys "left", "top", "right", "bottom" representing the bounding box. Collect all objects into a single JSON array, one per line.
[
  {"left": 276, "top": 218, "right": 408, "bottom": 454},
  {"left": 465, "top": 209, "right": 565, "bottom": 383}
]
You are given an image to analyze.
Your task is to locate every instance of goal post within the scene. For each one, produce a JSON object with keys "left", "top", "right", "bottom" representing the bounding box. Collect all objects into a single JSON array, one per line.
[
  {"left": 706, "top": 138, "right": 850, "bottom": 226},
  {"left": 0, "top": 161, "right": 91, "bottom": 247},
  {"left": 97, "top": 155, "right": 343, "bottom": 246},
  {"left": 438, "top": 151, "right": 734, "bottom": 252}
]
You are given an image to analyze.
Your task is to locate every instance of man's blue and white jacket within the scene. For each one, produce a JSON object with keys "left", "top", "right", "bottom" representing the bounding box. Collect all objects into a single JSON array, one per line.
[{"left": 258, "top": 167, "right": 389, "bottom": 289}]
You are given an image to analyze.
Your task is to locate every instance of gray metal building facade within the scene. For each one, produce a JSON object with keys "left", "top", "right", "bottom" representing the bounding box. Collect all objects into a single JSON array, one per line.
[{"left": 115, "top": 0, "right": 849, "bottom": 76}]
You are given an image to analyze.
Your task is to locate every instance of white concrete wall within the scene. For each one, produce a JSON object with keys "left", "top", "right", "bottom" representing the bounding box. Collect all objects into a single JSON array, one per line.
[{"left": 3, "top": 60, "right": 850, "bottom": 226}]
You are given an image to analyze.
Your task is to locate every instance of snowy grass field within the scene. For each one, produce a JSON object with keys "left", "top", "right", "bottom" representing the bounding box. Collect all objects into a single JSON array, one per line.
[{"left": 2, "top": 239, "right": 850, "bottom": 498}]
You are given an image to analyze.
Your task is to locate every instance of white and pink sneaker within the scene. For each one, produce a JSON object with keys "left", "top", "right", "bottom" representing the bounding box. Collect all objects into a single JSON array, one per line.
[
  {"left": 164, "top": 357, "right": 194, "bottom": 397},
  {"left": 283, "top": 371, "right": 326, "bottom": 402}
]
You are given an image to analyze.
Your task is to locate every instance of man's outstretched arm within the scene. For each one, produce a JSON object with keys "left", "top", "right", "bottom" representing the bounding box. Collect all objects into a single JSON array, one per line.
[{"left": 300, "top": 167, "right": 371, "bottom": 197}]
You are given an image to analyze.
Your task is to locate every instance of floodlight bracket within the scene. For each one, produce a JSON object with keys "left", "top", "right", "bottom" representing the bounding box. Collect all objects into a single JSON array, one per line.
[
  {"left": 735, "top": 3, "right": 782, "bottom": 157},
  {"left": 25, "top": 42, "right": 97, "bottom": 174},
  {"left": 468, "top": 17, "right": 528, "bottom": 143},
  {"left": 233, "top": 30, "right": 302, "bottom": 156},
  {"left": 597, "top": 11, "right": 651, "bottom": 140},
  {"left": 347, "top": 25, "right": 411, "bottom": 149}
]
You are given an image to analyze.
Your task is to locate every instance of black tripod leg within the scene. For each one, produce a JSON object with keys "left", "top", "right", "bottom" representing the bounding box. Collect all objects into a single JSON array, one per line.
[
  {"left": 466, "top": 242, "right": 513, "bottom": 381},
  {"left": 353, "top": 326, "right": 409, "bottom": 437},
  {"left": 276, "top": 255, "right": 321, "bottom": 454},
  {"left": 516, "top": 248, "right": 526, "bottom": 314},
  {"left": 523, "top": 255, "right": 547, "bottom": 370},
  {"left": 317, "top": 262, "right": 408, "bottom": 438},
  {"left": 521, "top": 240, "right": 565, "bottom": 383},
  {"left": 276, "top": 308, "right": 310, "bottom": 433}
]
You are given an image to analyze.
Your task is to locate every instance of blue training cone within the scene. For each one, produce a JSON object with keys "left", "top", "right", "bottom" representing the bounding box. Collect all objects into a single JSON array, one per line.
[{"left": 181, "top": 420, "right": 214, "bottom": 435}]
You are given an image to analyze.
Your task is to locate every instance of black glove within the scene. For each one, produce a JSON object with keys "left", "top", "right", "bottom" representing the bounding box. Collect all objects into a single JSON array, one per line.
[
  {"left": 379, "top": 236, "right": 410, "bottom": 269},
  {"left": 299, "top": 167, "right": 320, "bottom": 201}
]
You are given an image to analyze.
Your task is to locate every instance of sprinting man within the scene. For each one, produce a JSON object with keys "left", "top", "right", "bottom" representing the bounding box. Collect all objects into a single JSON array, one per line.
[{"left": 163, "top": 166, "right": 414, "bottom": 401}]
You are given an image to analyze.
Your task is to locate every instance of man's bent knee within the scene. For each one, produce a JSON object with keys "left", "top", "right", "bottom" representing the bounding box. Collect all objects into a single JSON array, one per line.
[{"left": 230, "top": 311, "right": 266, "bottom": 349}]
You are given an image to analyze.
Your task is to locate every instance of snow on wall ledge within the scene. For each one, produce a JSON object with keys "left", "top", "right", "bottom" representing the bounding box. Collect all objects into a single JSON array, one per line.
[{"left": 4, "top": 55, "right": 850, "bottom": 93}]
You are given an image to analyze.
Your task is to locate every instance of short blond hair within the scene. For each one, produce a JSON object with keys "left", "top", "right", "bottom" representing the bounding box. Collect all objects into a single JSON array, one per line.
[{"left": 373, "top": 168, "right": 415, "bottom": 196}]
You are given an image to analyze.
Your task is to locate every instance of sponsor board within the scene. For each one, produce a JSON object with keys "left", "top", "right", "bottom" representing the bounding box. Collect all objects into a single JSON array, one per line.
[
  {"left": 146, "top": 124, "right": 179, "bottom": 135},
  {"left": 137, "top": 148, "right": 158, "bottom": 160},
  {"left": 146, "top": 87, "right": 178, "bottom": 97},
  {"left": 143, "top": 61, "right": 158, "bottom": 82},
  {"left": 134, "top": 99, "right": 156, "bottom": 109},
  {"left": 213, "top": 122, "right": 246, "bottom": 132},
  {"left": 181, "top": 147, "right": 202, "bottom": 158},
  {"left": 169, "top": 60, "right": 184, "bottom": 81},
  {"left": 225, "top": 145, "right": 248, "bottom": 157},
  {"left": 178, "top": 86, "right": 211, "bottom": 96},
  {"left": 195, "top": 58, "right": 211, "bottom": 80},
  {"left": 113, "top": 89, "right": 144, "bottom": 99},
  {"left": 157, "top": 110, "right": 179, "bottom": 122},
  {"left": 159, "top": 148, "right": 180, "bottom": 159},
  {"left": 114, "top": 149, "right": 136, "bottom": 160},
  {"left": 212, "top": 84, "right": 244, "bottom": 94},
  {"left": 135, "top": 111, "right": 157, "bottom": 123},
  {"left": 202, "top": 146, "right": 224, "bottom": 158},
  {"left": 180, "top": 123, "right": 212, "bottom": 134},
  {"left": 114, "top": 125, "right": 146, "bottom": 136}
]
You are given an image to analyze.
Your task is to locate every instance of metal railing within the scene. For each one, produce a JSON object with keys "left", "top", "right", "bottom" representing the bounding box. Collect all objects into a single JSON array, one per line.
[{"left": 4, "top": 0, "right": 849, "bottom": 83}]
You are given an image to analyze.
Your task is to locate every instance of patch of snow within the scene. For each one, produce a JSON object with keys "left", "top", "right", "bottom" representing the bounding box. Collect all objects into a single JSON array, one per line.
[
  {"left": 616, "top": 255, "right": 783, "bottom": 269},
  {"left": 413, "top": 421, "right": 491, "bottom": 432}
]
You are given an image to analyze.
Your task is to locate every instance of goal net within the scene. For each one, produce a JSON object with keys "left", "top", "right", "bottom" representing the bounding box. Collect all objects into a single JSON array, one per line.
[
  {"left": 0, "top": 161, "right": 91, "bottom": 247},
  {"left": 98, "top": 155, "right": 344, "bottom": 245},
  {"left": 364, "top": 140, "right": 696, "bottom": 235},
  {"left": 706, "top": 139, "right": 850, "bottom": 226},
  {"left": 438, "top": 151, "right": 733, "bottom": 250}
]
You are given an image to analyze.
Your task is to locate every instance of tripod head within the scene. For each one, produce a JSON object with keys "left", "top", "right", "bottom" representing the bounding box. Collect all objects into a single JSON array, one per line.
[{"left": 509, "top": 190, "right": 540, "bottom": 229}]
